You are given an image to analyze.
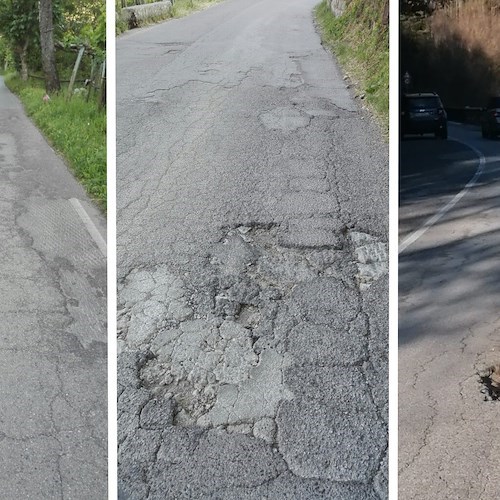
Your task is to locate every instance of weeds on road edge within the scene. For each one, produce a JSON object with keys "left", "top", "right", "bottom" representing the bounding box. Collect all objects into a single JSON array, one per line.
[
  {"left": 315, "top": 0, "right": 389, "bottom": 135},
  {"left": 4, "top": 73, "right": 106, "bottom": 211}
]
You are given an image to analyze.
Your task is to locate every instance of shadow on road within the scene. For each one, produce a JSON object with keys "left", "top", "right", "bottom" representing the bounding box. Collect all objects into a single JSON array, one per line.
[
  {"left": 400, "top": 139, "right": 481, "bottom": 203},
  {"left": 399, "top": 223, "right": 500, "bottom": 345},
  {"left": 399, "top": 126, "right": 500, "bottom": 346}
]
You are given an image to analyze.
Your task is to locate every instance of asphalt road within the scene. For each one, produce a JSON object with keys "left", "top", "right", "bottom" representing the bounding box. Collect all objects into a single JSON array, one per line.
[
  {"left": 116, "top": 0, "right": 388, "bottom": 498},
  {"left": 0, "top": 77, "right": 107, "bottom": 498},
  {"left": 399, "top": 123, "right": 500, "bottom": 499}
]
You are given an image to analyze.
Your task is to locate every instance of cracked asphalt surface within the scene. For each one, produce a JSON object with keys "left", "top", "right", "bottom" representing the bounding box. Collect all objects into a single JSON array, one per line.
[
  {"left": 0, "top": 78, "right": 107, "bottom": 497},
  {"left": 399, "top": 123, "right": 500, "bottom": 499},
  {"left": 117, "top": 0, "right": 388, "bottom": 497}
]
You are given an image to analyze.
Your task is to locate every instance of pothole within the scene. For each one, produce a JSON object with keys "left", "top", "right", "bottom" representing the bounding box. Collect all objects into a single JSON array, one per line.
[
  {"left": 259, "top": 107, "right": 311, "bottom": 132},
  {"left": 118, "top": 222, "right": 387, "bottom": 435},
  {"left": 479, "top": 364, "right": 500, "bottom": 401}
]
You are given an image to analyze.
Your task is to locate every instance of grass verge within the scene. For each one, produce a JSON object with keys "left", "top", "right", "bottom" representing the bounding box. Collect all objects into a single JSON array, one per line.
[
  {"left": 315, "top": 0, "right": 388, "bottom": 133},
  {"left": 116, "top": 0, "right": 223, "bottom": 34},
  {"left": 171, "top": 0, "right": 222, "bottom": 18},
  {"left": 4, "top": 73, "right": 106, "bottom": 210}
]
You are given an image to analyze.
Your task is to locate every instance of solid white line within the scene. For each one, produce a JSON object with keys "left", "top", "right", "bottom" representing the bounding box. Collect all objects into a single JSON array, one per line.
[
  {"left": 69, "top": 198, "right": 107, "bottom": 257},
  {"left": 398, "top": 138, "right": 486, "bottom": 254}
]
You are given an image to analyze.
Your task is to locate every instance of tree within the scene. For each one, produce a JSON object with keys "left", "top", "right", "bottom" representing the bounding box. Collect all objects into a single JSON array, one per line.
[
  {"left": 0, "top": 0, "right": 38, "bottom": 80},
  {"left": 39, "top": 0, "right": 60, "bottom": 92}
]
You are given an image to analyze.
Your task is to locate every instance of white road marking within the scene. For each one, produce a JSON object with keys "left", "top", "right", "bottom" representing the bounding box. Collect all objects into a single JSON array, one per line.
[
  {"left": 69, "top": 198, "right": 107, "bottom": 257},
  {"left": 398, "top": 138, "right": 486, "bottom": 254}
]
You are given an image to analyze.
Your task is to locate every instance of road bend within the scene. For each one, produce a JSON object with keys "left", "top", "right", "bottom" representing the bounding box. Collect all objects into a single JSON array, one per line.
[
  {"left": 117, "top": 0, "right": 388, "bottom": 497},
  {"left": 0, "top": 77, "right": 107, "bottom": 498},
  {"left": 399, "top": 123, "right": 500, "bottom": 499}
]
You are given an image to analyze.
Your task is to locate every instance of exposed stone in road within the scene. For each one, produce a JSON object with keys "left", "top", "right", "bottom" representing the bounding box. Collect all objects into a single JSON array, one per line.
[{"left": 117, "top": 0, "right": 388, "bottom": 497}]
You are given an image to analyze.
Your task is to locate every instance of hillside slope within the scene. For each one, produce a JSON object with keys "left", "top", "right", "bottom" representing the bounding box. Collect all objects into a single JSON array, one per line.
[{"left": 401, "top": 0, "right": 500, "bottom": 107}]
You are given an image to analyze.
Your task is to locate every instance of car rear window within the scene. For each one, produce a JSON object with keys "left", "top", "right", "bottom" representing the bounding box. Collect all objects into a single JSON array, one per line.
[{"left": 407, "top": 97, "right": 442, "bottom": 109}]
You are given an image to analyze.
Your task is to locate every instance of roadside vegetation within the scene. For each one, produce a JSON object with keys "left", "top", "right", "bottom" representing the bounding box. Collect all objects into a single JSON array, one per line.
[
  {"left": 5, "top": 74, "right": 106, "bottom": 207},
  {"left": 0, "top": 0, "right": 106, "bottom": 210},
  {"left": 401, "top": 0, "right": 500, "bottom": 107},
  {"left": 116, "top": 0, "right": 223, "bottom": 34},
  {"left": 315, "top": 0, "right": 389, "bottom": 133}
]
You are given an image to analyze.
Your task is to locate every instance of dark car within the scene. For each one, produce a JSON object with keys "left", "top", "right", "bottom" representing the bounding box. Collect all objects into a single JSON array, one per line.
[
  {"left": 401, "top": 92, "right": 448, "bottom": 139},
  {"left": 481, "top": 97, "right": 500, "bottom": 139}
]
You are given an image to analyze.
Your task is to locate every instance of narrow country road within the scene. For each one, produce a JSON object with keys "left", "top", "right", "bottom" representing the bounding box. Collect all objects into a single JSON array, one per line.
[
  {"left": 399, "top": 123, "right": 500, "bottom": 499},
  {"left": 117, "top": 0, "right": 388, "bottom": 498},
  {"left": 0, "top": 77, "right": 107, "bottom": 498}
]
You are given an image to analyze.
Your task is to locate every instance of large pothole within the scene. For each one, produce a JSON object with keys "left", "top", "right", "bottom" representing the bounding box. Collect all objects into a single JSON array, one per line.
[{"left": 118, "top": 222, "right": 388, "bottom": 436}]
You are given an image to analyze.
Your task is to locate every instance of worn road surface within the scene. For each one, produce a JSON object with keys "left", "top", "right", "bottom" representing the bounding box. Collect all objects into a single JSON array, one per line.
[
  {"left": 399, "top": 123, "right": 500, "bottom": 499},
  {"left": 117, "top": 0, "right": 388, "bottom": 498},
  {"left": 0, "top": 77, "right": 107, "bottom": 498}
]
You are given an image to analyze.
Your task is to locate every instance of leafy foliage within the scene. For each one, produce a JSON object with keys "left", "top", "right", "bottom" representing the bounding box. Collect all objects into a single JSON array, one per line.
[
  {"left": 0, "top": 0, "right": 106, "bottom": 67},
  {"left": 0, "top": 0, "right": 39, "bottom": 62},
  {"left": 60, "top": 0, "right": 105, "bottom": 58}
]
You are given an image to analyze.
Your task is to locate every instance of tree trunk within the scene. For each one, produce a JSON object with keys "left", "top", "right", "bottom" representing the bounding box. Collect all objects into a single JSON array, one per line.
[
  {"left": 19, "top": 39, "right": 29, "bottom": 81},
  {"left": 39, "top": 0, "right": 60, "bottom": 92},
  {"left": 382, "top": 0, "right": 389, "bottom": 26}
]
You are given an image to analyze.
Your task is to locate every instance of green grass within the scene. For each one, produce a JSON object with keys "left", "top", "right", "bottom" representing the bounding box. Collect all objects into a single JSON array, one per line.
[
  {"left": 315, "top": 0, "right": 388, "bottom": 134},
  {"left": 116, "top": 0, "right": 223, "bottom": 33},
  {"left": 4, "top": 73, "right": 106, "bottom": 210},
  {"left": 171, "top": 0, "right": 222, "bottom": 18}
]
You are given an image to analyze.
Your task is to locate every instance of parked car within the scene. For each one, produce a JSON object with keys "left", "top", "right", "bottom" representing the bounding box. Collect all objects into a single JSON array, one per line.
[
  {"left": 401, "top": 92, "right": 448, "bottom": 139},
  {"left": 481, "top": 96, "right": 500, "bottom": 138}
]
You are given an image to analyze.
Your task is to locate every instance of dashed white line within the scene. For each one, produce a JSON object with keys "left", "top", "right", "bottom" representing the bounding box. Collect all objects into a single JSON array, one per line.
[
  {"left": 69, "top": 198, "right": 107, "bottom": 257},
  {"left": 398, "top": 138, "right": 486, "bottom": 254}
]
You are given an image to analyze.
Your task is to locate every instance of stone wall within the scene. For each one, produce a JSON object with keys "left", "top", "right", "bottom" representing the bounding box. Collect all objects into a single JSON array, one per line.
[
  {"left": 327, "top": 0, "right": 346, "bottom": 17},
  {"left": 121, "top": 1, "right": 173, "bottom": 28}
]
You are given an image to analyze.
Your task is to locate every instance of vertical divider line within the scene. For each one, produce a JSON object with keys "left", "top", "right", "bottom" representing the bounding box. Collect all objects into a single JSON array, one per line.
[
  {"left": 106, "top": 0, "right": 118, "bottom": 497},
  {"left": 388, "top": 0, "right": 400, "bottom": 496}
]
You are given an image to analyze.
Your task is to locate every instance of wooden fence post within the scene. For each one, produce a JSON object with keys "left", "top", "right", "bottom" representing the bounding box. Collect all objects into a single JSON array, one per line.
[
  {"left": 86, "top": 58, "right": 96, "bottom": 102},
  {"left": 67, "top": 46, "right": 85, "bottom": 99},
  {"left": 98, "top": 60, "right": 106, "bottom": 108}
]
